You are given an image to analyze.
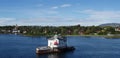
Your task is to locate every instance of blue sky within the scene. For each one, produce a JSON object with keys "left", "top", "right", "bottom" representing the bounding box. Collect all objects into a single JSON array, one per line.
[{"left": 0, "top": 0, "right": 120, "bottom": 26}]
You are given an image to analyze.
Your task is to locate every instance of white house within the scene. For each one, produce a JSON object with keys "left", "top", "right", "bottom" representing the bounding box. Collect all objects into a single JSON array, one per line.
[
  {"left": 12, "top": 24, "right": 20, "bottom": 34},
  {"left": 115, "top": 27, "right": 120, "bottom": 31},
  {"left": 48, "top": 35, "right": 67, "bottom": 49}
]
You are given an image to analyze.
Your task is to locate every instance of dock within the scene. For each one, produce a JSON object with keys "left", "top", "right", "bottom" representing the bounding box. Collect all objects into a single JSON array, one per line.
[{"left": 36, "top": 46, "right": 75, "bottom": 54}]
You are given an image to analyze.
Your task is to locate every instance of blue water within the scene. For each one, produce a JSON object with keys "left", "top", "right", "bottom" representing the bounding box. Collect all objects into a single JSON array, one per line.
[{"left": 0, "top": 34, "right": 120, "bottom": 58}]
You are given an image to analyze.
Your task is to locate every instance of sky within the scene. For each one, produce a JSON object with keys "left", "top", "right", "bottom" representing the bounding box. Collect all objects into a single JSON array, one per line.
[{"left": 0, "top": 0, "right": 120, "bottom": 26}]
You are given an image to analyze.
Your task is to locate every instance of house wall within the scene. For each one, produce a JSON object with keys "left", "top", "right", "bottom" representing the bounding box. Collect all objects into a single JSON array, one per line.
[
  {"left": 48, "top": 39, "right": 59, "bottom": 48},
  {"left": 48, "top": 39, "right": 67, "bottom": 48}
]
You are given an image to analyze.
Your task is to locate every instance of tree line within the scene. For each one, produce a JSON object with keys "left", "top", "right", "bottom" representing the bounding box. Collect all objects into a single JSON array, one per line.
[{"left": 0, "top": 25, "right": 119, "bottom": 36}]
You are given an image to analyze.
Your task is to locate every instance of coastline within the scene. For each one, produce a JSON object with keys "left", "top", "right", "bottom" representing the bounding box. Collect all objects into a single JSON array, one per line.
[
  {"left": 66, "top": 35, "right": 120, "bottom": 38},
  {"left": 23, "top": 34, "right": 120, "bottom": 39}
]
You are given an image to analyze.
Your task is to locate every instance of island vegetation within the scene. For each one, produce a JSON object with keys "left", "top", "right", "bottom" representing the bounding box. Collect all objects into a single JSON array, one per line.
[{"left": 0, "top": 24, "right": 120, "bottom": 38}]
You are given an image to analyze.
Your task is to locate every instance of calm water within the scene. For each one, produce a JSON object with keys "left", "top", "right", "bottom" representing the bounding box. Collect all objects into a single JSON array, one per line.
[{"left": 0, "top": 34, "right": 120, "bottom": 58}]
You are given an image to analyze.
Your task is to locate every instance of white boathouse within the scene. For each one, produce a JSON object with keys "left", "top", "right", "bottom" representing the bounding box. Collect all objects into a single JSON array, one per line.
[
  {"left": 48, "top": 34, "right": 67, "bottom": 49},
  {"left": 36, "top": 34, "right": 75, "bottom": 54}
]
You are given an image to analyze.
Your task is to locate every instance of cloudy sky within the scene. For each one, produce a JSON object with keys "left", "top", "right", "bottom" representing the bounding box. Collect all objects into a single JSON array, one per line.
[{"left": 0, "top": 0, "right": 120, "bottom": 26}]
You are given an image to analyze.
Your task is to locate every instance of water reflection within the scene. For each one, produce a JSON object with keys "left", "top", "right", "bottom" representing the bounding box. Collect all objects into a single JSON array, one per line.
[
  {"left": 36, "top": 51, "right": 75, "bottom": 58},
  {"left": 36, "top": 53, "right": 61, "bottom": 58},
  {"left": 48, "top": 53, "right": 59, "bottom": 58}
]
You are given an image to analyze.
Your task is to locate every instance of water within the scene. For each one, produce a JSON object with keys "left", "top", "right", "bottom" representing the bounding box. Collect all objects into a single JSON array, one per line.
[{"left": 0, "top": 34, "right": 120, "bottom": 58}]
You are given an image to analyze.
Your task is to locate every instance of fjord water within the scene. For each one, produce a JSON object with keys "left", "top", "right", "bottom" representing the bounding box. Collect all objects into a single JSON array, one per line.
[{"left": 0, "top": 34, "right": 120, "bottom": 58}]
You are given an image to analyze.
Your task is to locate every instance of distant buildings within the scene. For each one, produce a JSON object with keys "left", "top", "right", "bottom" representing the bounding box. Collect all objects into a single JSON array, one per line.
[
  {"left": 115, "top": 27, "right": 120, "bottom": 31},
  {"left": 12, "top": 24, "right": 20, "bottom": 34}
]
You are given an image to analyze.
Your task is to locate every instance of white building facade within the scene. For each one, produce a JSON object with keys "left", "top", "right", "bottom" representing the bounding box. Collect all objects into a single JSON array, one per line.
[{"left": 48, "top": 35, "right": 67, "bottom": 49}]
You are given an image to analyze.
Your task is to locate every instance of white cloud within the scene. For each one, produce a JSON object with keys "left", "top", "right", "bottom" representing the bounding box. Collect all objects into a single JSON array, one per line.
[
  {"left": 81, "top": 10, "right": 120, "bottom": 17},
  {"left": 0, "top": 17, "right": 62, "bottom": 26},
  {"left": 51, "top": 6, "right": 58, "bottom": 9},
  {"left": 60, "top": 4, "right": 71, "bottom": 8},
  {"left": 77, "top": 10, "right": 120, "bottom": 26},
  {"left": 1, "top": 9, "right": 120, "bottom": 26},
  {"left": 81, "top": 10, "right": 120, "bottom": 19},
  {"left": 51, "top": 4, "right": 72, "bottom": 10},
  {"left": 0, "top": 18, "right": 16, "bottom": 25},
  {"left": 0, "top": 18, "right": 15, "bottom": 23},
  {"left": 0, "top": 17, "right": 81, "bottom": 26}
]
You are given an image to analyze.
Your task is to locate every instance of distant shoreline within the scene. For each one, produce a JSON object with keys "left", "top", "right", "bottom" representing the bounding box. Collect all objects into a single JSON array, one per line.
[
  {"left": 23, "top": 34, "right": 120, "bottom": 38},
  {"left": 66, "top": 35, "right": 120, "bottom": 38}
]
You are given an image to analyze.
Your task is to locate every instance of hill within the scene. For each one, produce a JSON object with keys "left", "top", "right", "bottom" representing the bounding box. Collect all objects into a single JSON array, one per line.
[{"left": 99, "top": 23, "right": 120, "bottom": 27}]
